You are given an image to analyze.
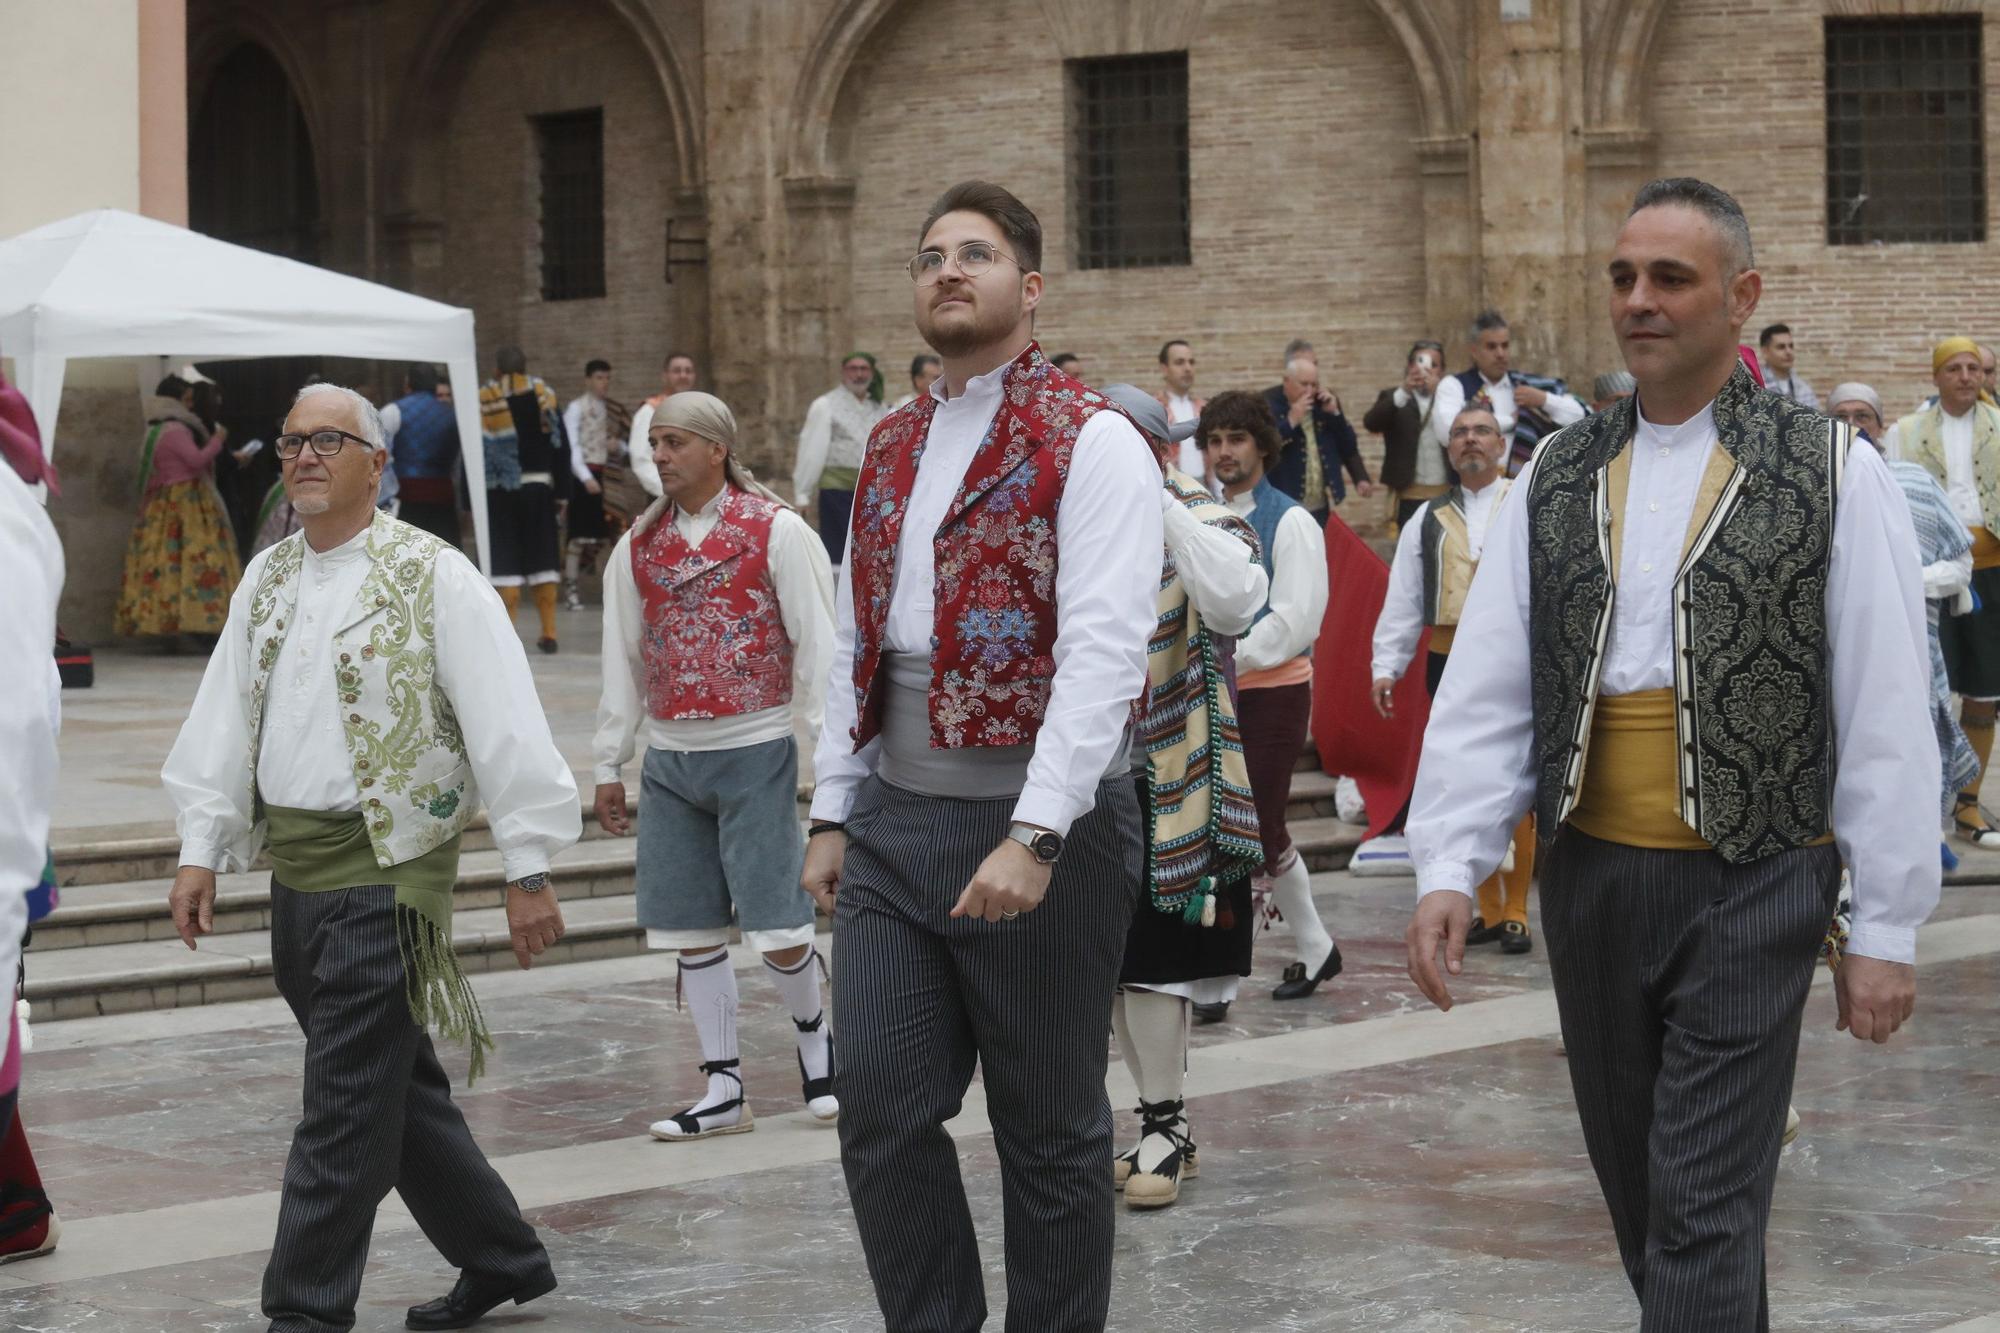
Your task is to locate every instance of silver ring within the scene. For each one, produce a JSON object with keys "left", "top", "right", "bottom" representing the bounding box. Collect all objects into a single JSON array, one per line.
[{"left": 1001, "top": 909, "right": 1020, "bottom": 919}]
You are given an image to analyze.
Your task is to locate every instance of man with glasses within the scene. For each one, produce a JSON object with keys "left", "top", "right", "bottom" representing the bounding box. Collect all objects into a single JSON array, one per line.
[
  {"left": 802, "top": 180, "right": 1160, "bottom": 1333},
  {"left": 1365, "top": 339, "right": 1450, "bottom": 529},
  {"left": 1370, "top": 405, "right": 1536, "bottom": 953},
  {"left": 163, "top": 383, "right": 580, "bottom": 1333},
  {"left": 793, "top": 352, "right": 888, "bottom": 564}
]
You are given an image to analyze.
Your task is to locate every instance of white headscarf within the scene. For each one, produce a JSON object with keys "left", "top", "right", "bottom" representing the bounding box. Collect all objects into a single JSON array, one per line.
[{"left": 653, "top": 391, "right": 789, "bottom": 508}]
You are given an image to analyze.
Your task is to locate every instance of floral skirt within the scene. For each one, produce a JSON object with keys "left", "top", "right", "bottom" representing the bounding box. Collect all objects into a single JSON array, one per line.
[{"left": 115, "top": 480, "right": 243, "bottom": 637}]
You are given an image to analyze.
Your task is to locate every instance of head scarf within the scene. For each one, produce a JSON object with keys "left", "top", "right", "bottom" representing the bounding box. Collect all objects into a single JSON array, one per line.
[
  {"left": 1828, "top": 382, "right": 1884, "bottom": 422},
  {"left": 1933, "top": 336, "right": 1981, "bottom": 374},
  {"left": 652, "top": 390, "right": 788, "bottom": 508},
  {"left": 1737, "top": 345, "right": 1766, "bottom": 387},
  {"left": 0, "top": 368, "right": 56, "bottom": 494},
  {"left": 1100, "top": 382, "right": 1197, "bottom": 451},
  {"left": 1592, "top": 370, "right": 1635, "bottom": 401},
  {"left": 845, "top": 351, "right": 885, "bottom": 404}
]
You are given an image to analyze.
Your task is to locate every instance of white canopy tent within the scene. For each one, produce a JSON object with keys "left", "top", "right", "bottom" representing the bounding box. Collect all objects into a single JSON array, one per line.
[{"left": 0, "top": 209, "right": 492, "bottom": 569}]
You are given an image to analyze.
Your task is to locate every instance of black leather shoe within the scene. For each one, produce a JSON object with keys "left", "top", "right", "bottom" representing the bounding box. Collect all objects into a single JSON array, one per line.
[
  {"left": 1465, "top": 915, "right": 1504, "bottom": 947},
  {"left": 1501, "top": 921, "right": 1534, "bottom": 955},
  {"left": 536, "top": 637, "right": 559, "bottom": 654},
  {"left": 405, "top": 1270, "right": 557, "bottom": 1330},
  {"left": 1190, "top": 1001, "right": 1231, "bottom": 1025},
  {"left": 1273, "top": 942, "right": 1344, "bottom": 1001}
]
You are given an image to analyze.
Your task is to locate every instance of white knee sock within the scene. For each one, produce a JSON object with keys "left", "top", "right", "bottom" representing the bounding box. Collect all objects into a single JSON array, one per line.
[
  {"left": 1270, "top": 853, "right": 1335, "bottom": 971},
  {"left": 1112, "top": 991, "right": 1147, "bottom": 1104},
  {"left": 1121, "top": 988, "right": 1190, "bottom": 1172},
  {"left": 678, "top": 946, "right": 741, "bottom": 1113},
  {"left": 763, "top": 945, "right": 831, "bottom": 1084},
  {"left": 564, "top": 544, "right": 583, "bottom": 584}
]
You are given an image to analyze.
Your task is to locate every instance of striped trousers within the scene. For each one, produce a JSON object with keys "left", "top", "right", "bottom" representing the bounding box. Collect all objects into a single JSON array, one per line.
[
  {"left": 1540, "top": 829, "right": 1840, "bottom": 1333},
  {"left": 263, "top": 883, "right": 551, "bottom": 1333},
  {"left": 833, "top": 776, "right": 1143, "bottom": 1333}
]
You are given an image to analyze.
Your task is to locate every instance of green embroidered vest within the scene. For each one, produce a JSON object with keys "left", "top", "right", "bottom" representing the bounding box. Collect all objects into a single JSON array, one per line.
[
  {"left": 1894, "top": 400, "right": 2000, "bottom": 533},
  {"left": 246, "top": 510, "right": 476, "bottom": 868},
  {"left": 1523, "top": 363, "right": 1852, "bottom": 864}
]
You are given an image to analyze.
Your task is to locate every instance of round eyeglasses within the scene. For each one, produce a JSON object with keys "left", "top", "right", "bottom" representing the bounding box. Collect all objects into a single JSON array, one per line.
[
  {"left": 907, "top": 240, "right": 1022, "bottom": 286},
  {"left": 275, "top": 428, "right": 373, "bottom": 459}
]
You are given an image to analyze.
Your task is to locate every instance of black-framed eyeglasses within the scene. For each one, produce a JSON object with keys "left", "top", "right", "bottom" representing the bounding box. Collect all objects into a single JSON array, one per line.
[
  {"left": 275, "top": 428, "right": 373, "bottom": 459},
  {"left": 907, "top": 240, "right": 1021, "bottom": 286},
  {"left": 1448, "top": 424, "right": 1503, "bottom": 441}
]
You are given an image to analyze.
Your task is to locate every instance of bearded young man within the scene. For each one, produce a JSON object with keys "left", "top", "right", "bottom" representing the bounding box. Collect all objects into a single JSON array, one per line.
[
  {"left": 1404, "top": 178, "right": 1938, "bottom": 1331},
  {"left": 801, "top": 181, "right": 1160, "bottom": 1333}
]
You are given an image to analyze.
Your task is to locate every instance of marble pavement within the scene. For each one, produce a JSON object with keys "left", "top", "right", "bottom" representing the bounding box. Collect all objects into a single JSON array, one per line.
[{"left": 14, "top": 625, "right": 2000, "bottom": 1331}]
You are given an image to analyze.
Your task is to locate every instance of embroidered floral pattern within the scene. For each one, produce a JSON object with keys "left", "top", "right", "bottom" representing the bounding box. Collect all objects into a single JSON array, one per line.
[
  {"left": 632, "top": 490, "right": 794, "bottom": 720},
  {"left": 845, "top": 343, "right": 1108, "bottom": 749}
]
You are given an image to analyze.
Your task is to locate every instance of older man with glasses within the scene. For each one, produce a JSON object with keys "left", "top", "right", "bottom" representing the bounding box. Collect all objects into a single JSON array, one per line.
[{"left": 162, "top": 383, "right": 580, "bottom": 1333}]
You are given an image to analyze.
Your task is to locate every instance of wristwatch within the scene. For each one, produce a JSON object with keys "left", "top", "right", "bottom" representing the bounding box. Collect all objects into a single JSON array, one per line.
[
  {"left": 513, "top": 872, "right": 549, "bottom": 894},
  {"left": 1006, "top": 823, "right": 1064, "bottom": 865}
]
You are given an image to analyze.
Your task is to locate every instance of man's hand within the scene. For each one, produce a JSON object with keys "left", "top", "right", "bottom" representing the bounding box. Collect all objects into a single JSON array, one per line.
[
  {"left": 1834, "top": 955, "right": 1917, "bottom": 1043},
  {"left": 1370, "top": 675, "right": 1397, "bottom": 718},
  {"left": 506, "top": 880, "right": 565, "bottom": 970},
  {"left": 168, "top": 866, "right": 218, "bottom": 949},
  {"left": 1515, "top": 384, "right": 1548, "bottom": 412},
  {"left": 584, "top": 477, "right": 603, "bottom": 496},
  {"left": 594, "top": 782, "right": 631, "bottom": 836},
  {"left": 1316, "top": 388, "right": 1343, "bottom": 417},
  {"left": 1405, "top": 889, "right": 1473, "bottom": 1010},
  {"left": 1287, "top": 392, "right": 1313, "bottom": 427},
  {"left": 802, "top": 827, "right": 846, "bottom": 914},
  {"left": 952, "top": 839, "right": 1052, "bottom": 922},
  {"left": 1355, "top": 478, "right": 1378, "bottom": 497}
]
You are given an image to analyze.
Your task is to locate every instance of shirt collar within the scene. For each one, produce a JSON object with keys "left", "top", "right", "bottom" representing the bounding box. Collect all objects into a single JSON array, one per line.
[
  {"left": 303, "top": 520, "right": 373, "bottom": 570},
  {"left": 677, "top": 486, "right": 727, "bottom": 522},
  {"left": 931, "top": 348, "right": 1025, "bottom": 408},
  {"left": 1481, "top": 371, "right": 1510, "bottom": 390},
  {"left": 1635, "top": 399, "right": 1719, "bottom": 449}
]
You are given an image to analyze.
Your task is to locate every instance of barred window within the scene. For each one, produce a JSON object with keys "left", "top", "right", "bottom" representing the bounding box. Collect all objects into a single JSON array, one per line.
[
  {"left": 1068, "top": 53, "right": 1192, "bottom": 269},
  {"left": 1825, "top": 17, "right": 1985, "bottom": 245},
  {"left": 534, "top": 108, "right": 606, "bottom": 300}
]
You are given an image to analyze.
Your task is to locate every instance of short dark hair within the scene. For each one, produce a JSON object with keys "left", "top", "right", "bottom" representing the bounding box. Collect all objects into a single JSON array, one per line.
[
  {"left": 1629, "top": 176, "right": 1755, "bottom": 274},
  {"left": 405, "top": 362, "right": 441, "bottom": 394},
  {"left": 1407, "top": 339, "right": 1445, "bottom": 364},
  {"left": 1051, "top": 352, "right": 1081, "bottom": 372},
  {"left": 1197, "top": 389, "right": 1283, "bottom": 471},
  {"left": 1757, "top": 324, "right": 1790, "bottom": 348},
  {"left": 919, "top": 180, "right": 1042, "bottom": 274},
  {"left": 495, "top": 344, "right": 527, "bottom": 375},
  {"left": 664, "top": 351, "right": 695, "bottom": 370},
  {"left": 1467, "top": 309, "right": 1509, "bottom": 341},
  {"left": 155, "top": 374, "right": 190, "bottom": 399},
  {"left": 585, "top": 358, "right": 612, "bottom": 376},
  {"left": 1159, "top": 339, "right": 1192, "bottom": 364},
  {"left": 909, "top": 354, "right": 940, "bottom": 379}
]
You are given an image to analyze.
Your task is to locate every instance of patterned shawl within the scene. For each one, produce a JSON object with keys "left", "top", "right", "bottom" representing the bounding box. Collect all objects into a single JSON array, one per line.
[
  {"left": 1889, "top": 458, "right": 1982, "bottom": 814},
  {"left": 478, "top": 373, "right": 559, "bottom": 491},
  {"left": 1141, "top": 468, "right": 1265, "bottom": 923}
]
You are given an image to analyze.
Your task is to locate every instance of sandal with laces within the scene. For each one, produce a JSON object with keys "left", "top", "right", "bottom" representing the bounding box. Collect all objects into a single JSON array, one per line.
[
  {"left": 1954, "top": 801, "right": 2000, "bottom": 849},
  {"left": 1125, "top": 1098, "right": 1199, "bottom": 1209},
  {"left": 795, "top": 1012, "right": 839, "bottom": 1123},
  {"left": 649, "top": 1058, "right": 754, "bottom": 1141}
]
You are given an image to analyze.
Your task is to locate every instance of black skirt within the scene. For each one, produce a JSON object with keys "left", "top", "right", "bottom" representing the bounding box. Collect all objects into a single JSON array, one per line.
[
  {"left": 487, "top": 483, "right": 561, "bottom": 580},
  {"left": 1118, "top": 776, "right": 1256, "bottom": 986},
  {"left": 566, "top": 467, "right": 612, "bottom": 542},
  {"left": 1942, "top": 569, "right": 2000, "bottom": 699}
]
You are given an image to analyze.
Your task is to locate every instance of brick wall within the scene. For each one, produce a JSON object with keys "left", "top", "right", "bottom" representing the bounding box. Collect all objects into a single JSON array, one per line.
[
  {"left": 1648, "top": 2, "right": 2000, "bottom": 413},
  {"left": 835, "top": 0, "right": 1430, "bottom": 535},
  {"left": 435, "top": 0, "right": 690, "bottom": 417}
]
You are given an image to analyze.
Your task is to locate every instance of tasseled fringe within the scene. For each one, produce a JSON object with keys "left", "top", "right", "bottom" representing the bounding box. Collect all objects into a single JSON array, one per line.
[{"left": 396, "top": 904, "right": 494, "bottom": 1084}]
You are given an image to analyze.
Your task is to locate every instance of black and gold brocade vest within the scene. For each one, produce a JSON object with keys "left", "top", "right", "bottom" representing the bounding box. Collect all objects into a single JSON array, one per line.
[{"left": 1524, "top": 363, "right": 1855, "bottom": 864}]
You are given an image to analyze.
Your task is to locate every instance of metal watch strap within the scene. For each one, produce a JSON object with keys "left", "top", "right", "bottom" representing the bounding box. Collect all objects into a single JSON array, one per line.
[{"left": 513, "top": 872, "right": 549, "bottom": 893}]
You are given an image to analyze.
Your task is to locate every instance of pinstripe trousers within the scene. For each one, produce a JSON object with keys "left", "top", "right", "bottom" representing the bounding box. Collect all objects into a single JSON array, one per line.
[
  {"left": 833, "top": 776, "right": 1143, "bottom": 1333},
  {"left": 1540, "top": 829, "right": 1841, "bottom": 1333},
  {"left": 262, "top": 883, "right": 552, "bottom": 1333}
]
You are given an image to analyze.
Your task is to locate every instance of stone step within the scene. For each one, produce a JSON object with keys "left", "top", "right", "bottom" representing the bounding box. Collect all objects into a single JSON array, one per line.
[
  {"left": 1292, "top": 816, "right": 1365, "bottom": 873},
  {"left": 28, "top": 840, "right": 641, "bottom": 952}
]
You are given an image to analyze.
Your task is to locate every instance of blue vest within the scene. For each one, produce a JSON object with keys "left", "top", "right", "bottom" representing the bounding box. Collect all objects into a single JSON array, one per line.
[
  {"left": 1244, "top": 477, "right": 1304, "bottom": 657},
  {"left": 391, "top": 390, "right": 459, "bottom": 480}
]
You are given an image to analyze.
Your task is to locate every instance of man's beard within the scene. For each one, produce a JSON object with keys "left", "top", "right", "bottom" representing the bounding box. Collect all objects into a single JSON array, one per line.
[
  {"left": 291, "top": 494, "right": 332, "bottom": 515},
  {"left": 917, "top": 294, "right": 1018, "bottom": 359}
]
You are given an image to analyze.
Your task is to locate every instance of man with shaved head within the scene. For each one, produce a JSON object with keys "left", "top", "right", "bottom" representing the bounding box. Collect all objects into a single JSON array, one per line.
[
  {"left": 162, "top": 382, "right": 580, "bottom": 1332},
  {"left": 1406, "top": 178, "right": 1939, "bottom": 1329}
]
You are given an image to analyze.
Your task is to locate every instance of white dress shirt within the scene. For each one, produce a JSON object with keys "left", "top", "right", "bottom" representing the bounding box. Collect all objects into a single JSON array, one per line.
[
  {"left": 594, "top": 490, "right": 834, "bottom": 781},
  {"left": 627, "top": 402, "right": 664, "bottom": 499},
  {"left": 563, "top": 394, "right": 616, "bottom": 481},
  {"left": 793, "top": 386, "right": 888, "bottom": 505},
  {"left": 165, "top": 528, "right": 582, "bottom": 881},
  {"left": 1408, "top": 402, "right": 1941, "bottom": 964},
  {"left": 0, "top": 467, "right": 62, "bottom": 1025},
  {"left": 1370, "top": 481, "right": 1503, "bottom": 682},
  {"left": 1224, "top": 494, "right": 1328, "bottom": 673},
  {"left": 1163, "top": 394, "right": 1206, "bottom": 479},
  {"left": 1767, "top": 373, "right": 1820, "bottom": 411},
  {"left": 1884, "top": 408, "right": 1985, "bottom": 528},
  {"left": 810, "top": 354, "right": 1164, "bottom": 835},
  {"left": 1393, "top": 387, "right": 1446, "bottom": 487},
  {"left": 1429, "top": 372, "right": 1586, "bottom": 457},
  {"left": 1162, "top": 489, "right": 1267, "bottom": 636}
]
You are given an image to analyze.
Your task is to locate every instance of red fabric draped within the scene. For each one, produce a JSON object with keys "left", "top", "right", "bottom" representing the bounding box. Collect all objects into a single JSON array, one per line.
[{"left": 1310, "top": 513, "right": 1431, "bottom": 839}]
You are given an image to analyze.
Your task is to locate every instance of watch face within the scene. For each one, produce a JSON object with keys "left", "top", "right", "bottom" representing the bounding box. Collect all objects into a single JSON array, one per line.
[{"left": 1031, "top": 832, "right": 1063, "bottom": 863}]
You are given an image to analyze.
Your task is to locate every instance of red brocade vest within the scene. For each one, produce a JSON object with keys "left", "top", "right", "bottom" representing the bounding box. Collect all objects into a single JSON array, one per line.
[
  {"left": 847, "top": 343, "right": 1113, "bottom": 750},
  {"left": 632, "top": 488, "right": 794, "bottom": 721}
]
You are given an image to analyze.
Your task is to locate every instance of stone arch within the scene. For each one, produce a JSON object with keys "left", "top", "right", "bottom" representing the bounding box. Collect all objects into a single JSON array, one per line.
[
  {"left": 1585, "top": 0, "right": 1674, "bottom": 130},
  {"left": 786, "top": 0, "right": 1468, "bottom": 183},
  {"left": 385, "top": 0, "right": 701, "bottom": 219},
  {"left": 187, "top": 8, "right": 332, "bottom": 215}
]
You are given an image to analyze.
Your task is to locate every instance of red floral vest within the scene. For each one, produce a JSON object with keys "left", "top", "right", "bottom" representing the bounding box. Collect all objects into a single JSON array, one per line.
[
  {"left": 846, "top": 343, "right": 1114, "bottom": 750},
  {"left": 632, "top": 487, "right": 794, "bottom": 721}
]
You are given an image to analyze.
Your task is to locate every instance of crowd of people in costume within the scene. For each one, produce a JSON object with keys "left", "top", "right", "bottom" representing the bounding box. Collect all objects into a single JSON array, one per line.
[{"left": 0, "top": 171, "right": 1969, "bottom": 1332}]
